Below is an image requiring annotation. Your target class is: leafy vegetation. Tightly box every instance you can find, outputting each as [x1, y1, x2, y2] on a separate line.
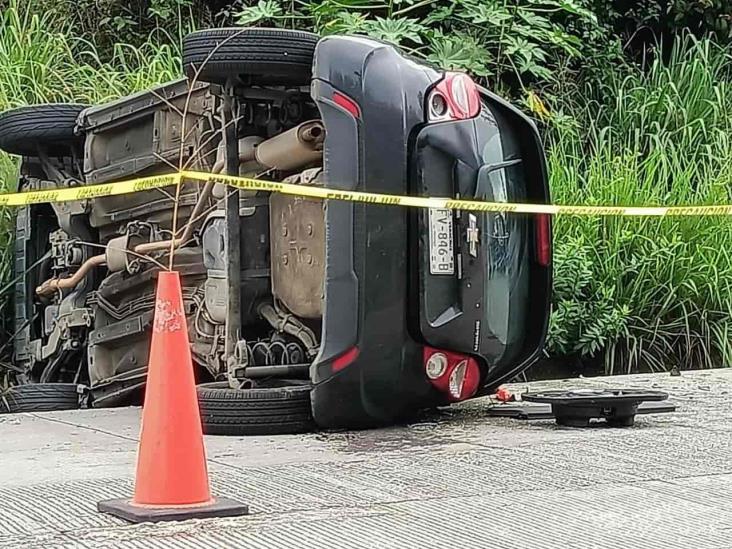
[235, 0, 605, 87]
[547, 35, 732, 373]
[0, 0, 730, 374]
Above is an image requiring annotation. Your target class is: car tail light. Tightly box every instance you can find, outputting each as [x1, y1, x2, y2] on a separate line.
[535, 214, 552, 266]
[448, 360, 469, 399]
[423, 347, 481, 401]
[332, 91, 361, 119]
[425, 352, 448, 379]
[332, 346, 359, 373]
[428, 72, 481, 122]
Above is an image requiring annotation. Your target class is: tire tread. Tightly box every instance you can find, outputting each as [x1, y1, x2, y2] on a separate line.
[197, 382, 314, 436]
[0, 383, 81, 413]
[182, 28, 318, 85]
[0, 104, 87, 156]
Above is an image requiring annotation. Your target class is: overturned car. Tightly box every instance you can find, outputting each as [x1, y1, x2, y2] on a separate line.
[0, 28, 552, 433]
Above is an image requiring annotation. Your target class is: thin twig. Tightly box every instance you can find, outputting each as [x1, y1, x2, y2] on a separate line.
[148, 88, 186, 118]
[169, 28, 251, 270]
[181, 114, 242, 172]
[173, 188, 239, 237]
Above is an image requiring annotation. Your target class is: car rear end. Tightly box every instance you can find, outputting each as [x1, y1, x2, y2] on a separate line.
[309, 36, 552, 428]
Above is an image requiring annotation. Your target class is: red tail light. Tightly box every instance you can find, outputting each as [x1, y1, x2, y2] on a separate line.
[535, 214, 552, 266]
[332, 346, 359, 373]
[332, 91, 361, 119]
[428, 72, 481, 122]
[423, 347, 481, 402]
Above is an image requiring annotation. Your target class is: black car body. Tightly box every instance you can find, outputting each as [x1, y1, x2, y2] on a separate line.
[309, 36, 552, 427]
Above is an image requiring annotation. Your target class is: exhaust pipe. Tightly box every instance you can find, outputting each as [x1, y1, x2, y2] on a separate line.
[255, 120, 325, 172]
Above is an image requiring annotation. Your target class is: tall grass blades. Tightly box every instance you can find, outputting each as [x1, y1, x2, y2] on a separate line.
[0, 0, 182, 337]
[548, 35, 732, 374]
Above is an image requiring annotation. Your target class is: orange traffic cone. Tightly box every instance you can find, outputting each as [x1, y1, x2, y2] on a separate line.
[98, 271, 248, 522]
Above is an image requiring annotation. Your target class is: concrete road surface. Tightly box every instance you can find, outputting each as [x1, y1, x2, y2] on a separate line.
[2, 369, 732, 548]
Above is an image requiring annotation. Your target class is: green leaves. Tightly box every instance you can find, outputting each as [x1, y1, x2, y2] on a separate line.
[360, 16, 426, 45]
[462, 2, 512, 25]
[148, 0, 193, 20]
[427, 30, 493, 75]
[230, 0, 605, 92]
[547, 36, 732, 374]
[235, 0, 284, 26]
[504, 36, 552, 79]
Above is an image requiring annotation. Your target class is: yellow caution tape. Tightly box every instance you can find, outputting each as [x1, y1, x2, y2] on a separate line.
[0, 169, 731, 217]
[182, 171, 732, 217]
[0, 174, 181, 206]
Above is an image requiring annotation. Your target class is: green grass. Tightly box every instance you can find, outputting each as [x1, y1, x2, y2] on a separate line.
[0, 1, 181, 336]
[0, 1, 182, 189]
[547, 35, 732, 374]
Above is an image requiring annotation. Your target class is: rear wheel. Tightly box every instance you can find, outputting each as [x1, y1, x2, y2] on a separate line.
[0, 104, 86, 156]
[0, 383, 81, 413]
[197, 379, 314, 435]
[182, 28, 318, 86]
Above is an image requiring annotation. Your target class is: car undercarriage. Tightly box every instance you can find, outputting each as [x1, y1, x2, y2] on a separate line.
[11, 34, 327, 421]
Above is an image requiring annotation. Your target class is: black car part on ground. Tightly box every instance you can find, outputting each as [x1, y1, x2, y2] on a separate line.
[487, 399, 677, 420]
[522, 388, 670, 427]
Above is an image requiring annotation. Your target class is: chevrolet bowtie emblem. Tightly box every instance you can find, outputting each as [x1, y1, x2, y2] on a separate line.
[467, 214, 479, 257]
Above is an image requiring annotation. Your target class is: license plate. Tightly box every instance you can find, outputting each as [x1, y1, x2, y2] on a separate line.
[428, 208, 454, 275]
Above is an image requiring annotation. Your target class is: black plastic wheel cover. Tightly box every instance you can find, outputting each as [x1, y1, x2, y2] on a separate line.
[522, 388, 668, 406]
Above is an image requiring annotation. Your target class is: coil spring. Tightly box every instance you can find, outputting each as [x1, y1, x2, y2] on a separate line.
[247, 339, 306, 367]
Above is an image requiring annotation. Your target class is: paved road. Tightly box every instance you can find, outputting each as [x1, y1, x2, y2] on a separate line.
[2, 369, 732, 548]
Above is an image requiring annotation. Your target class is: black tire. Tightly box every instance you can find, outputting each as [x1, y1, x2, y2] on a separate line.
[0, 104, 87, 156]
[197, 380, 314, 435]
[182, 28, 318, 86]
[0, 383, 81, 413]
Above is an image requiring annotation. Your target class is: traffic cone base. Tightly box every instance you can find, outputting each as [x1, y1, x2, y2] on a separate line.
[98, 497, 249, 524]
[98, 271, 248, 523]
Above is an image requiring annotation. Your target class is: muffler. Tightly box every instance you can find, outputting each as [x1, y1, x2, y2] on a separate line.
[255, 120, 325, 171]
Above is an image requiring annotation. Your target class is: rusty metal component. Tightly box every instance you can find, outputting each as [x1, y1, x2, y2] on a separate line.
[269, 192, 325, 319]
[36, 255, 106, 296]
[239, 136, 263, 163]
[255, 120, 324, 171]
[35, 115, 320, 299]
[238, 135, 266, 178]
[37, 148, 221, 297]
[105, 235, 134, 273]
[36, 230, 205, 298]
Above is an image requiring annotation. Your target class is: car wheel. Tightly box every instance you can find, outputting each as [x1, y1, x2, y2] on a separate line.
[0, 383, 82, 413]
[197, 380, 314, 435]
[182, 28, 318, 86]
[0, 104, 87, 156]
